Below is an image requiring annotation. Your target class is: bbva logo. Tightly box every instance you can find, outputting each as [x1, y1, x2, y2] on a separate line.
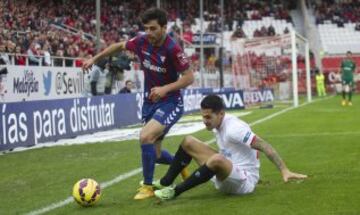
[219, 92, 245, 109]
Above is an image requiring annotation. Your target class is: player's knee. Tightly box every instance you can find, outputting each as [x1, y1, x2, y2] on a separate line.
[139, 131, 157, 144]
[181, 135, 196, 150]
[206, 154, 227, 170]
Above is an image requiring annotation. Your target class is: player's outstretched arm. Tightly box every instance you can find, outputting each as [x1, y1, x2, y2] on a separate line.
[251, 136, 307, 182]
[82, 41, 126, 71]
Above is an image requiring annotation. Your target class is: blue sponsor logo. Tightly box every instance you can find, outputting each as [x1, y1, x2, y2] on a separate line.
[43, 70, 52, 96]
[192, 33, 217, 44]
[13, 69, 39, 96]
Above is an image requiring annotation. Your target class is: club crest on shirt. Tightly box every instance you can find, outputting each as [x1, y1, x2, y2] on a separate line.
[160, 56, 166, 63]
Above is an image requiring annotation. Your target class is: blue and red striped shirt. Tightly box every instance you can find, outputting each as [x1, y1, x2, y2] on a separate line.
[126, 33, 190, 102]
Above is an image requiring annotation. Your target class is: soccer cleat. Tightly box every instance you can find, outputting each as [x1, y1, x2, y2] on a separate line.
[133, 185, 154, 200]
[341, 100, 347, 106]
[348, 102, 353, 106]
[152, 180, 164, 189]
[154, 187, 176, 201]
[180, 167, 190, 180]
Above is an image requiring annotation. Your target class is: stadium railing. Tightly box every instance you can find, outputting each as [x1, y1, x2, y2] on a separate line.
[1, 53, 82, 67]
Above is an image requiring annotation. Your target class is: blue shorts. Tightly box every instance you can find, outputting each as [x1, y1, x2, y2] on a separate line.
[142, 97, 184, 139]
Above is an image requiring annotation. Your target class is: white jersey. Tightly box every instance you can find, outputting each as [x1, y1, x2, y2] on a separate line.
[213, 113, 260, 170]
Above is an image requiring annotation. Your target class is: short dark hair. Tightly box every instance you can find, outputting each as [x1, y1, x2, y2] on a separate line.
[141, 8, 167, 26]
[125, 80, 132, 85]
[347, 51, 352, 55]
[200, 94, 225, 113]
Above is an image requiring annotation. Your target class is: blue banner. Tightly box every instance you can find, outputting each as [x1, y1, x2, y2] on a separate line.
[0, 94, 138, 151]
[0, 88, 273, 151]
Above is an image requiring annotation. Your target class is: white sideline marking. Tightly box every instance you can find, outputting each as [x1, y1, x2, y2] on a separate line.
[4, 122, 206, 154]
[204, 98, 323, 145]
[25, 168, 143, 215]
[265, 131, 360, 138]
[25, 97, 329, 215]
[180, 111, 252, 122]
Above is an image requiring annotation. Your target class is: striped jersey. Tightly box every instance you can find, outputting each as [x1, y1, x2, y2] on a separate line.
[126, 34, 190, 102]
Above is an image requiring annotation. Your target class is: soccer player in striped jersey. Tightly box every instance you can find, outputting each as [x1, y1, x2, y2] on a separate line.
[154, 95, 307, 201]
[82, 8, 194, 200]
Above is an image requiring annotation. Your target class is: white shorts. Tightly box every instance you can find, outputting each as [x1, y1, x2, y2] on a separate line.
[211, 165, 259, 195]
[343, 84, 351, 93]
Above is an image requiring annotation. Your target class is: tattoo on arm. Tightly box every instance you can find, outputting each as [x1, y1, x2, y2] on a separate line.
[251, 137, 287, 171]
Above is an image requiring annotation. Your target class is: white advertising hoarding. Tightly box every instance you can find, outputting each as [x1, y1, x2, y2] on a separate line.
[0, 65, 85, 102]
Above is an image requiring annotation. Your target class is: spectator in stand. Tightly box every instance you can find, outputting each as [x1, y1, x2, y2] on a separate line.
[42, 43, 51, 66]
[182, 25, 193, 44]
[0, 43, 10, 65]
[14, 46, 26, 65]
[268, 25, 276, 36]
[260, 26, 268, 37]
[253, 28, 261, 37]
[169, 24, 182, 46]
[119, 80, 133, 94]
[314, 1, 360, 26]
[53, 49, 64, 67]
[27, 43, 41, 65]
[75, 51, 86, 67]
[207, 54, 217, 73]
[0, 43, 9, 75]
[1, 0, 298, 68]
[65, 48, 75, 67]
[355, 23, 360, 31]
[232, 27, 245, 39]
[225, 14, 234, 31]
[284, 27, 290, 34]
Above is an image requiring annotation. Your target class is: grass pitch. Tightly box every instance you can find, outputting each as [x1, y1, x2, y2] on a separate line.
[0, 96, 359, 215]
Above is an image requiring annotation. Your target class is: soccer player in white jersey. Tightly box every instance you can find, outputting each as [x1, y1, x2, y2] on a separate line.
[154, 94, 307, 200]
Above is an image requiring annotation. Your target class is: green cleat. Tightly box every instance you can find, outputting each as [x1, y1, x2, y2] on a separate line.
[154, 187, 176, 201]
